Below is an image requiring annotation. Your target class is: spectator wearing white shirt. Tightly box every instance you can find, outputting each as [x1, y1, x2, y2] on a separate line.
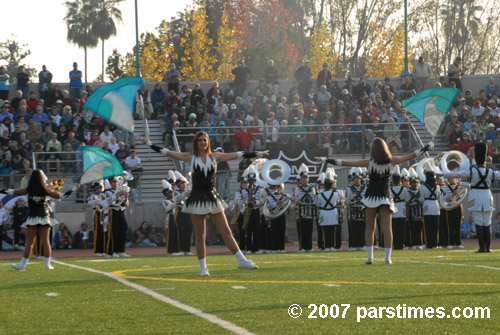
[125, 150, 143, 173]
[471, 100, 485, 118]
[100, 125, 114, 143]
[109, 137, 119, 155]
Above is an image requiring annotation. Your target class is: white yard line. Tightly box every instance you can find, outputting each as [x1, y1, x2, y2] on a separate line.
[53, 260, 256, 335]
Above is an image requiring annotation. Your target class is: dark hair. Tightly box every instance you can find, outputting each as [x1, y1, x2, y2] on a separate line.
[370, 137, 392, 164]
[425, 171, 436, 188]
[26, 170, 50, 196]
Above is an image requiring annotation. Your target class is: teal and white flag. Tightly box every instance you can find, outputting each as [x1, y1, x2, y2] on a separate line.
[84, 77, 145, 133]
[403, 87, 459, 137]
[78, 146, 124, 185]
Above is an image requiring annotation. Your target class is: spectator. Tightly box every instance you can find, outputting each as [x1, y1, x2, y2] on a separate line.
[232, 60, 252, 97]
[9, 154, 25, 187]
[412, 56, 432, 92]
[61, 143, 77, 173]
[74, 223, 93, 249]
[38, 65, 52, 100]
[11, 90, 24, 111]
[485, 77, 500, 99]
[18, 132, 33, 155]
[151, 83, 166, 119]
[485, 123, 497, 142]
[135, 85, 153, 119]
[27, 118, 42, 144]
[124, 150, 143, 173]
[477, 117, 489, 134]
[264, 59, 280, 96]
[398, 75, 416, 100]
[0, 117, 14, 135]
[64, 131, 80, 151]
[115, 141, 130, 167]
[69, 62, 83, 102]
[163, 64, 181, 94]
[134, 221, 157, 247]
[0, 66, 9, 101]
[448, 124, 463, 150]
[113, 127, 131, 149]
[61, 105, 73, 126]
[294, 59, 312, 101]
[107, 137, 119, 155]
[492, 213, 500, 238]
[55, 224, 73, 249]
[447, 56, 465, 91]
[457, 132, 474, 154]
[46, 132, 62, 173]
[444, 113, 464, 140]
[33, 105, 48, 128]
[353, 77, 372, 100]
[0, 103, 14, 123]
[213, 147, 230, 200]
[383, 117, 402, 153]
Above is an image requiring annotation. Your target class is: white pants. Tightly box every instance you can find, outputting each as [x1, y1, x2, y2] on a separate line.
[472, 211, 492, 227]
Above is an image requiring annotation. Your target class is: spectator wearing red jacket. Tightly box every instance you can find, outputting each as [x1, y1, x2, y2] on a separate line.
[457, 132, 474, 154]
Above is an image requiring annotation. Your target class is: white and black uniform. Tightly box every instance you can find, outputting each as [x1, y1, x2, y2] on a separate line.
[346, 184, 366, 248]
[441, 184, 462, 247]
[183, 155, 228, 215]
[294, 184, 317, 251]
[316, 188, 343, 249]
[229, 189, 246, 250]
[88, 192, 105, 254]
[174, 187, 193, 253]
[163, 196, 179, 254]
[362, 161, 396, 212]
[241, 185, 265, 252]
[391, 185, 408, 249]
[405, 187, 423, 247]
[265, 191, 287, 251]
[419, 184, 441, 248]
[104, 188, 129, 255]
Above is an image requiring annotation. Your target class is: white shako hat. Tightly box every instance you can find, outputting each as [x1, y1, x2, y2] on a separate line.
[317, 172, 326, 184]
[167, 170, 176, 184]
[298, 163, 309, 178]
[392, 165, 401, 175]
[401, 168, 409, 180]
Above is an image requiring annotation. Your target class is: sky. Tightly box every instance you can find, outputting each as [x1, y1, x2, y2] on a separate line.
[0, 0, 193, 83]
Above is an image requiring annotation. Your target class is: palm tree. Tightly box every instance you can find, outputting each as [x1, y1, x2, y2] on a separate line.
[91, 0, 124, 82]
[64, 0, 99, 83]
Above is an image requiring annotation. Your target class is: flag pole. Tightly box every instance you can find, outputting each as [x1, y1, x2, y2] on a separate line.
[134, 0, 141, 77]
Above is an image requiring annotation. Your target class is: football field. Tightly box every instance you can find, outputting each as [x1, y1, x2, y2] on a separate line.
[1, 249, 499, 334]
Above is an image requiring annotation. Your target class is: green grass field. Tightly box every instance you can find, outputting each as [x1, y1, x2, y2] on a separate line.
[1, 249, 499, 335]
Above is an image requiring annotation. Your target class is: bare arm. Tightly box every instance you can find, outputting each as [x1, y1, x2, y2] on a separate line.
[314, 156, 369, 168]
[392, 152, 417, 165]
[214, 150, 269, 163]
[13, 188, 27, 196]
[140, 137, 192, 163]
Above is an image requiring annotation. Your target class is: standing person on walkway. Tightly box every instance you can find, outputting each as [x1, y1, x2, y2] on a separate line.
[317, 138, 431, 264]
[141, 132, 266, 276]
[2, 170, 77, 270]
[164, 64, 182, 95]
[69, 62, 83, 102]
[412, 56, 432, 92]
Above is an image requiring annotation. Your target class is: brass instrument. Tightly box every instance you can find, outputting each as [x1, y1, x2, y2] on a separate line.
[439, 151, 469, 210]
[263, 190, 292, 219]
[112, 171, 134, 207]
[50, 179, 64, 191]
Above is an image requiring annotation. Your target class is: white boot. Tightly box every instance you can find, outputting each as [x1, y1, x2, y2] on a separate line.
[45, 257, 54, 270]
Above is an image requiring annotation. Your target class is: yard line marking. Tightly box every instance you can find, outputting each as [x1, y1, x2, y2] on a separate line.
[46, 292, 59, 296]
[53, 260, 255, 335]
[113, 288, 175, 292]
[401, 259, 500, 271]
[231, 286, 247, 290]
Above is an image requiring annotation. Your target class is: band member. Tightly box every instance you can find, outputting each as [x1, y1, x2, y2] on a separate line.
[346, 168, 366, 250]
[442, 178, 464, 248]
[2, 170, 77, 271]
[260, 184, 272, 254]
[229, 178, 249, 250]
[419, 165, 441, 249]
[88, 181, 106, 256]
[437, 176, 449, 248]
[174, 173, 194, 256]
[141, 132, 262, 276]
[264, 184, 288, 253]
[162, 179, 180, 255]
[405, 169, 424, 249]
[317, 168, 344, 251]
[317, 137, 432, 264]
[294, 164, 317, 252]
[391, 166, 408, 250]
[104, 176, 130, 257]
[443, 142, 500, 253]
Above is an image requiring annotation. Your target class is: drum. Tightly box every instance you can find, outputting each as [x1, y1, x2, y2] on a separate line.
[348, 204, 365, 221]
[409, 204, 422, 220]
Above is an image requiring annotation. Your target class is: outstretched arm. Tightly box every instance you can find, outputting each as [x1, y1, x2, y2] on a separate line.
[140, 137, 192, 163]
[0, 188, 27, 196]
[314, 157, 370, 168]
[393, 142, 434, 165]
[214, 150, 269, 163]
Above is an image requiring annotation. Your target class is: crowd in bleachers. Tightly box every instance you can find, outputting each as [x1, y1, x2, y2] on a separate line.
[0, 64, 141, 190]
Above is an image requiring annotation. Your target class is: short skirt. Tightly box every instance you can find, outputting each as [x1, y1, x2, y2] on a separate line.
[21, 216, 58, 228]
[182, 188, 228, 215]
[362, 196, 397, 213]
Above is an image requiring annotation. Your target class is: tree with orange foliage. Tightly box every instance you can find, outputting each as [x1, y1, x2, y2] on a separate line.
[365, 23, 410, 78]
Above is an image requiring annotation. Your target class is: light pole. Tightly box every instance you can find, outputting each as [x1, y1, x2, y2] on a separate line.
[135, 0, 141, 77]
[401, 0, 411, 77]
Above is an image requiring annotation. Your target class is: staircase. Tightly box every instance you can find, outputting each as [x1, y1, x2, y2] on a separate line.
[407, 114, 449, 156]
[133, 119, 175, 202]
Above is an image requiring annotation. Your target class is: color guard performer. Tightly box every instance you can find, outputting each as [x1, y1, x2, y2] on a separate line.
[405, 169, 424, 249]
[391, 166, 408, 250]
[346, 168, 366, 250]
[419, 165, 441, 249]
[443, 142, 500, 253]
[294, 164, 317, 252]
[88, 181, 106, 256]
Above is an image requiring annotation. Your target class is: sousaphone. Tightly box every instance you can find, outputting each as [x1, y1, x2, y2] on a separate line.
[439, 151, 469, 210]
[261, 160, 292, 218]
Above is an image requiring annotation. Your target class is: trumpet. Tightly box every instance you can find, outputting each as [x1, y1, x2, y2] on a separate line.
[50, 179, 64, 191]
